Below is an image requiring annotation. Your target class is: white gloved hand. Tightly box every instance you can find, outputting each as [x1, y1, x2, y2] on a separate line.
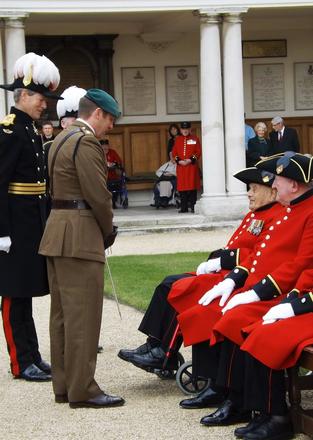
[0, 236, 12, 253]
[222, 289, 260, 314]
[199, 278, 235, 307]
[196, 258, 221, 275]
[262, 303, 295, 324]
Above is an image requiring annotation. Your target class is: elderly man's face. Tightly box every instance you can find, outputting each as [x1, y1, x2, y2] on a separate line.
[180, 128, 191, 136]
[272, 175, 295, 205]
[272, 121, 284, 132]
[247, 183, 277, 211]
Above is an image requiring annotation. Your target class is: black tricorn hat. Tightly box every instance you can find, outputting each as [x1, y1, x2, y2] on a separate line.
[234, 167, 275, 187]
[0, 53, 63, 100]
[180, 121, 191, 129]
[256, 151, 313, 183]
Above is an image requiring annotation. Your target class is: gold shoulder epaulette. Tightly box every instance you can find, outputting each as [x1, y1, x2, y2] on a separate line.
[1, 113, 16, 127]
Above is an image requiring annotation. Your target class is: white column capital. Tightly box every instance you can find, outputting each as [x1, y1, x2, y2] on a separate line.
[222, 10, 247, 24]
[193, 10, 222, 25]
[2, 12, 29, 28]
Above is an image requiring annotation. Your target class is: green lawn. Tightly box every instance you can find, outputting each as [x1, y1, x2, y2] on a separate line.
[104, 252, 208, 311]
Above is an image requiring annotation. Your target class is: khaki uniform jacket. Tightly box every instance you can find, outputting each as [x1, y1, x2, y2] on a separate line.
[39, 120, 113, 263]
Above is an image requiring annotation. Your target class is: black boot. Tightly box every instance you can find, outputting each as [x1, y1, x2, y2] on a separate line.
[243, 415, 294, 440]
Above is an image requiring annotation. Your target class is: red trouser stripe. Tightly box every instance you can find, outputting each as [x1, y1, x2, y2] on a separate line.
[2, 298, 20, 376]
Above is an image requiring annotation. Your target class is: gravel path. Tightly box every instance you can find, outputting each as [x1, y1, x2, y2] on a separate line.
[0, 231, 310, 440]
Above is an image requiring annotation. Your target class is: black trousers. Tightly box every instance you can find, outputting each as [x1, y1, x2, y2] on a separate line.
[1, 297, 42, 375]
[138, 273, 194, 350]
[180, 190, 197, 212]
[216, 339, 287, 415]
[192, 341, 221, 383]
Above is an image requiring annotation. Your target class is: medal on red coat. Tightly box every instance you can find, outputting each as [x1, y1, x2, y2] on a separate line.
[247, 219, 264, 235]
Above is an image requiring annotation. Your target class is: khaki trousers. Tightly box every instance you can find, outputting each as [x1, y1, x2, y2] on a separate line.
[47, 257, 104, 402]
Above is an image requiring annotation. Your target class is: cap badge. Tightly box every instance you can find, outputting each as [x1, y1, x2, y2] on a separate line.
[276, 164, 284, 174]
[23, 65, 33, 87]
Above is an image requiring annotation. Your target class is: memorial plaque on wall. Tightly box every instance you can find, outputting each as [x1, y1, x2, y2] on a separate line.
[121, 67, 156, 116]
[294, 62, 313, 110]
[252, 64, 285, 112]
[165, 66, 200, 114]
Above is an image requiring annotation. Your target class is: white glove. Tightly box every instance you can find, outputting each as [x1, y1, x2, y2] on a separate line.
[199, 278, 235, 307]
[262, 303, 295, 325]
[0, 236, 11, 253]
[196, 258, 221, 275]
[222, 289, 260, 314]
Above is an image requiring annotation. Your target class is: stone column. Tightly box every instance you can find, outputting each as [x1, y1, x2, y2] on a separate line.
[194, 11, 231, 220]
[222, 10, 248, 201]
[4, 14, 28, 111]
[0, 20, 6, 119]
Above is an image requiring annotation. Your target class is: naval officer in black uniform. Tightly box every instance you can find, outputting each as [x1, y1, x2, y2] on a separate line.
[0, 52, 62, 381]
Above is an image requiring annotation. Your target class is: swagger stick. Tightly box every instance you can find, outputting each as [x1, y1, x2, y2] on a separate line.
[105, 252, 122, 320]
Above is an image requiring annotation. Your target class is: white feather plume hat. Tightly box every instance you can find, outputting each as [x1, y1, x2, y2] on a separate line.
[56, 86, 87, 120]
[0, 52, 63, 100]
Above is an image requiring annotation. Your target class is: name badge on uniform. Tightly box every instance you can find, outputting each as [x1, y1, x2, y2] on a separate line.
[187, 139, 196, 144]
[247, 219, 264, 236]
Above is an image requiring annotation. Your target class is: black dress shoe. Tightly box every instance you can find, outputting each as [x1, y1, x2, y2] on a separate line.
[55, 394, 69, 403]
[118, 341, 157, 362]
[35, 359, 51, 374]
[69, 392, 125, 409]
[178, 209, 188, 213]
[200, 400, 251, 426]
[180, 386, 226, 409]
[131, 346, 178, 371]
[234, 414, 269, 438]
[243, 415, 294, 440]
[16, 364, 52, 382]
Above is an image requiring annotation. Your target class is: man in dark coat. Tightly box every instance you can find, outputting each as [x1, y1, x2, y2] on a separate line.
[0, 52, 62, 381]
[268, 116, 300, 154]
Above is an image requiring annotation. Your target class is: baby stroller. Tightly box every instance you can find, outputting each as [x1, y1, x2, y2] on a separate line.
[107, 164, 129, 209]
[152, 161, 180, 209]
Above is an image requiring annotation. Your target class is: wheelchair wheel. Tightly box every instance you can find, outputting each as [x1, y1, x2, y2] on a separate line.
[154, 352, 185, 380]
[176, 360, 210, 395]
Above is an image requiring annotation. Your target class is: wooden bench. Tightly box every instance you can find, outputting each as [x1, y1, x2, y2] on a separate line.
[288, 346, 313, 437]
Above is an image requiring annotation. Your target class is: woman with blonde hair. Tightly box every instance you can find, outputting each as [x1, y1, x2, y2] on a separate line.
[246, 121, 271, 167]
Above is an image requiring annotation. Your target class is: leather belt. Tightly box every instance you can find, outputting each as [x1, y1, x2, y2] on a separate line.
[51, 199, 91, 210]
[8, 181, 46, 195]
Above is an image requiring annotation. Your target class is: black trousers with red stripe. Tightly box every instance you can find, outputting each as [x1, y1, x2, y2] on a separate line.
[138, 273, 194, 350]
[1, 297, 42, 376]
[216, 339, 288, 415]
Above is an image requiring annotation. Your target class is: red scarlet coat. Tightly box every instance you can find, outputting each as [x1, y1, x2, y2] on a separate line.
[172, 134, 201, 191]
[106, 148, 123, 181]
[209, 191, 313, 348]
[177, 191, 313, 347]
[240, 269, 313, 370]
[168, 203, 282, 314]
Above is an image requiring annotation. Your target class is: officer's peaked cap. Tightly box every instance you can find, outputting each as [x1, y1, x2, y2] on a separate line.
[256, 152, 313, 184]
[85, 88, 121, 118]
[234, 167, 275, 187]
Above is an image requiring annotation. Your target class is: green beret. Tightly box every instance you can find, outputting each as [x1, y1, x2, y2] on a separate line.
[85, 88, 121, 118]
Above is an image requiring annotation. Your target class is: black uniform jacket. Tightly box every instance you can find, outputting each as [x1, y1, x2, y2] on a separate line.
[0, 107, 49, 297]
[268, 126, 300, 155]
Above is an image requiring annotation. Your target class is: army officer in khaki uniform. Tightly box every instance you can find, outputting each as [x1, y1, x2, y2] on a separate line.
[39, 89, 125, 408]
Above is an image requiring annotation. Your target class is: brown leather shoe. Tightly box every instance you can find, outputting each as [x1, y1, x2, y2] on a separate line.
[55, 394, 69, 403]
[69, 392, 125, 409]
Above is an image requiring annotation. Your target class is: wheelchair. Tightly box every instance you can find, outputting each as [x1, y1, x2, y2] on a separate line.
[152, 324, 210, 395]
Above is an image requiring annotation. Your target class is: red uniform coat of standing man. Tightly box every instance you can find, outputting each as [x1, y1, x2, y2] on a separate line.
[172, 121, 201, 213]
